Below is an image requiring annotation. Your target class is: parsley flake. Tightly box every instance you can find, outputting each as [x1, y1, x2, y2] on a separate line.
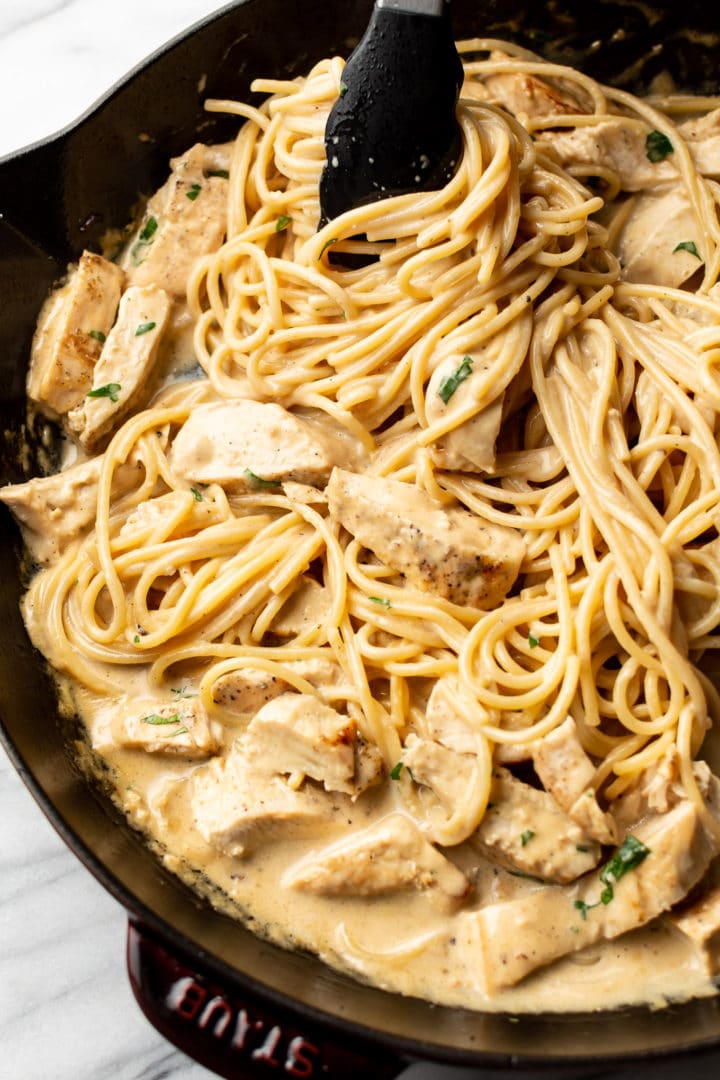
[276, 215, 291, 232]
[208, 169, 230, 179]
[390, 761, 404, 780]
[574, 899, 599, 921]
[162, 726, 189, 738]
[186, 183, 202, 201]
[87, 382, 121, 403]
[528, 632, 540, 648]
[339, 81, 348, 97]
[369, 596, 392, 608]
[243, 468, 281, 490]
[135, 321, 156, 337]
[598, 834, 650, 904]
[645, 130, 674, 163]
[438, 356, 473, 404]
[520, 829, 535, 846]
[141, 713, 182, 726]
[131, 215, 158, 265]
[319, 236, 338, 259]
[190, 486, 203, 502]
[133, 635, 141, 644]
[673, 240, 701, 260]
[88, 329, 106, 343]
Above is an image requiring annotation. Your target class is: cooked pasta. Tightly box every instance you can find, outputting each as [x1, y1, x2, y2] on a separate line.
[5, 38, 720, 1012]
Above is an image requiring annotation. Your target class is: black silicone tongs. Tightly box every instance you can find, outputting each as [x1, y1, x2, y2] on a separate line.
[319, 0, 464, 224]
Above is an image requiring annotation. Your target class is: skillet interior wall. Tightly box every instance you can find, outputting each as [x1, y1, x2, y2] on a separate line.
[3, 0, 720, 1063]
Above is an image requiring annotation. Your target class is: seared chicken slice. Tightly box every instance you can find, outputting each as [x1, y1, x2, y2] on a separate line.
[244, 693, 382, 797]
[326, 469, 524, 609]
[67, 284, 171, 451]
[425, 353, 505, 474]
[270, 576, 332, 639]
[27, 251, 125, 416]
[120, 143, 228, 298]
[424, 676, 482, 755]
[470, 766, 601, 884]
[615, 188, 704, 288]
[169, 400, 361, 491]
[464, 798, 720, 991]
[0, 451, 146, 565]
[211, 657, 342, 715]
[192, 747, 338, 857]
[539, 118, 677, 192]
[109, 698, 222, 758]
[532, 717, 617, 845]
[283, 813, 470, 910]
[670, 879, 720, 977]
[480, 67, 584, 124]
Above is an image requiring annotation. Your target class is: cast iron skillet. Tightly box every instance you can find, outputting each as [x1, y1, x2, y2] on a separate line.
[3, 1, 720, 1076]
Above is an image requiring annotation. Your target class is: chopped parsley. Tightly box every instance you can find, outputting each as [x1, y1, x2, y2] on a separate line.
[88, 329, 106, 343]
[243, 468, 281, 490]
[190, 486, 204, 502]
[645, 130, 674, 163]
[275, 215, 291, 232]
[339, 81, 348, 97]
[390, 761, 404, 780]
[520, 830, 535, 847]
[141, 713, 182, 726]
[162, 726, 189, 738]
[186, 183, 202, 201]
[574, 835, 650, 918]
[369, 596, 392, 608]
[528, 632, 540, 648]
[574, 899, 599, 921]
[508, 869, 545, 883]
[576, 844, 591, 853]
[171, 686, 197, 699]
[319, 236, 338, 259]
[87, 382, 121, 403]
[208, 169, 230, 179]
[437, 356, 473, 404]
[133, 635, 141, 644]
[135, 321, 157, 336]
[673, 240, 701, 260]
[598, 834, 650, 904]
[131, 215, 158, 265]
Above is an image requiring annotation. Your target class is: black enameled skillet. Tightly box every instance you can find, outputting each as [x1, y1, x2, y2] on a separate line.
[3, 2, 720, 1076]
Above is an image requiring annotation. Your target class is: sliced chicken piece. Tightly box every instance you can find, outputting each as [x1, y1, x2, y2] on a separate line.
[282, 480, 329, 505]
[612, 752, 711, 833]
[532, 717, 617, 845]
[463, 798, 719, 991]
[211, 656, 341, 715]
[67, 284, 172, 451]
[120, 143, 228, 298]
[271, 576, 332, 638]
[425, 354, 505, 474]
[192, 749, 337, 858]
[326, 468, 525, 609]
[670, 879, 720, 977]
[402, 734, 475, 812]
[111, 698, 222, 758]
[539, 118, 677, 192]
[425, 676, 481, 755]
[169, 400, 360, 491]
[615, 188, 704, 288]
[679, 108, 720, 178]
[469, 766, 601, 884]
[480, 68, 584, 124]
[116, 486, 228, 544]
[244, 692, 382, 797]
[283, 813, 470, 910]
[27, 251, 125, 416]
[0, 451, 144, 565]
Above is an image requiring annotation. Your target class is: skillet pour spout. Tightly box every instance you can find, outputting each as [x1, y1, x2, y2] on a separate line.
[4, 1, 720, 1077]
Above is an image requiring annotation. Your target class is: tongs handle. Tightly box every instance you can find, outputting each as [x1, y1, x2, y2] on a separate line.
[319, 0, 463, 224]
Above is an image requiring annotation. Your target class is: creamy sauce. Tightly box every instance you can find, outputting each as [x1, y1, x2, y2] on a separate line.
[7, 50, 720, 1019]
[48, 664, 713, 1015]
